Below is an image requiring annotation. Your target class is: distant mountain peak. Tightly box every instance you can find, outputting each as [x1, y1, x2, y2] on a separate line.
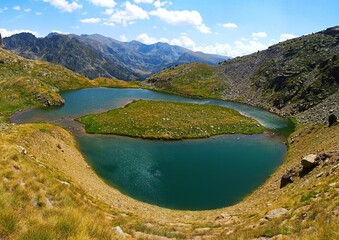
[4, 32, 229, 81]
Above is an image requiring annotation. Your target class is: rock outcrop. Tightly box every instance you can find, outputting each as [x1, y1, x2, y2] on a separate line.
[280, 151, 334, 188]
[301, 154, 318, 169]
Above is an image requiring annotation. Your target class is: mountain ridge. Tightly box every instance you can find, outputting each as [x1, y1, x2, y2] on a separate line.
[3, 32, 228, 81]
[145, 26, 339, 124]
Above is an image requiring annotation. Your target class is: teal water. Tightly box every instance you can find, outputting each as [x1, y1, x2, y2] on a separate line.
[12, 88, 293, 210]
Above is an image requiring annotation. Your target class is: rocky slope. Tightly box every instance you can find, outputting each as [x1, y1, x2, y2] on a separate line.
[145, 26, 339, 124]
[3, 33, 228, 81]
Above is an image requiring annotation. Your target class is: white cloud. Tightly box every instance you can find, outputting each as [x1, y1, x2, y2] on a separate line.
[280, 33, 297, 41]
[36, 12, 43, 15]
[13, 6, 21, 11]
[153, 0, 171, 8]
[195, 38, 267, 58]
[103, 8, 114, 15]
[0, 28, 40, 38]
[150, 8, 210, 33]
[88, 0, 116, 8]
[119, 34, 128, 42]
[252, 31, 267, 38]
[220, 23, 237, 29]
[0, 7, 8, 13]
[136, 33, 158, 44]
[106, 1, 149, 26]
[80, 18, 101, 24]
[42, 0, 82, 13]
[133, 31, 270, 57]
[135, 33, 195, 49]
[51, 30, 69, 34]
[170, 36, 196, 49]
[134, 0, 154, 3]
[197, 24, 211, 34]
[24, 8, 32, 12]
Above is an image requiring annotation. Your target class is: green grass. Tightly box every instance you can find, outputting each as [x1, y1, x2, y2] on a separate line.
[144, 62, 227, 99]
[76, 100, 265, 139]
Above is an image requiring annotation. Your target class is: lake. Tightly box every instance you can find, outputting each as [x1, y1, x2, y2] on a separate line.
[12, 88, 293, 210]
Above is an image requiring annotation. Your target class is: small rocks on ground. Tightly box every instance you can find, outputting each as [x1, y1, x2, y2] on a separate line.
[16, 145, 27, 155]
[265, 208, 289, 220]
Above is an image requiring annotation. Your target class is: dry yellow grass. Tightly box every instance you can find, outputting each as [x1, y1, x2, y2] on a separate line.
[0, 122, 338, 239]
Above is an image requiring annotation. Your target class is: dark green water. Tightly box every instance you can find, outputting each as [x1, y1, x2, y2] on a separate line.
[12, 88, 293, 210]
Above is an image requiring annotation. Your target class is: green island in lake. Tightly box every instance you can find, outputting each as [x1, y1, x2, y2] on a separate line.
[76, 100, 265, 139]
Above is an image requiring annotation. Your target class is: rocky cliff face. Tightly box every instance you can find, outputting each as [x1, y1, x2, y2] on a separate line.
[217, 26, 339, 124]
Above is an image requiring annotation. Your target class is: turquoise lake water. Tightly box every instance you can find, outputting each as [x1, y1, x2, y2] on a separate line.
[12, 88, 293, 210]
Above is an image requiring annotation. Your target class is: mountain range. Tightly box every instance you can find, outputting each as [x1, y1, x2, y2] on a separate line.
[3, 32, 228, 81]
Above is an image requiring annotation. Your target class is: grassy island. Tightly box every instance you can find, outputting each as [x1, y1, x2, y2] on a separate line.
[76, 100, 265, 139]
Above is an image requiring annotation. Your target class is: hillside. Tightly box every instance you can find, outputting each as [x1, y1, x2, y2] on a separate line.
[4, 33, 228, 81]
[145, 62, 227, 98]
[0, 48, 139, 123]
[0, 32, 338, 239]
[1, 121, 338, 239]
[145, 26, 339, 124]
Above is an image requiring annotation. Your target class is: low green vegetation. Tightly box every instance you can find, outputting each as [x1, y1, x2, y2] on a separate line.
[76, 100, 265, 139]
[143, 62, 227, 99]
[90, 77, 141, 88]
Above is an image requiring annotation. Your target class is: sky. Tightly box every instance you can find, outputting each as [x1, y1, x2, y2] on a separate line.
[0, 0, 338, 57]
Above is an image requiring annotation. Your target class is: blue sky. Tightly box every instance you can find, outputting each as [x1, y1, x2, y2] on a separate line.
[0, 0, 338, 57]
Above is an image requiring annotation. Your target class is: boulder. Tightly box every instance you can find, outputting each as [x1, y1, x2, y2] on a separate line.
[280, 173, 293, 188]
[265, 208, 288, 220]
[301, 154, 317, 169]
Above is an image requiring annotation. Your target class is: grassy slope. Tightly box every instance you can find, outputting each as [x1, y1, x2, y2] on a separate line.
[0, 124, 122, 239]
[0, 123, 337, 239]
[0, 47, 338, 239]
[143, 62, 227, 99]
[76, 100, 265, 139]
[0, 48, 139, 123]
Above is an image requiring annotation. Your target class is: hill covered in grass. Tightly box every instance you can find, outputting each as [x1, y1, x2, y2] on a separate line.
[0, 48, 139, 122]
[144, 62, 227, 98]
[144, 26, 339, 124]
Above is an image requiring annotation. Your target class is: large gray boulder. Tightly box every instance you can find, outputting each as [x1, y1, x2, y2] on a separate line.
[301, 154, 317, 169]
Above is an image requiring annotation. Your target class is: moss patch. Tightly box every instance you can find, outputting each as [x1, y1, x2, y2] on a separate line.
[76, 100, 265, 139]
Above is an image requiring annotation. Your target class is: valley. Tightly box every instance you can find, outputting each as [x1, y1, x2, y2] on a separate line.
[0, 25, 338, 239]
